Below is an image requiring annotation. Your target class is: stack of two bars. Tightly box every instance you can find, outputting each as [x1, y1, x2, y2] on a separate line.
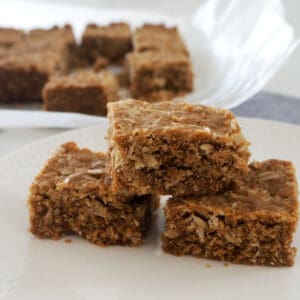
[107, 99, 298, 266]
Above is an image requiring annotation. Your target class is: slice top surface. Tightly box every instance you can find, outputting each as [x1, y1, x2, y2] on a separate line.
[107, 99, 247, 142]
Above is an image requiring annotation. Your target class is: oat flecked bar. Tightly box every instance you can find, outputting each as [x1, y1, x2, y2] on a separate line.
[43, 70, 119, 116]
[0, 27, 25, 48]
[162, 160, 299, 266]
[125, 51, 193, 101]
[132, 24, 189, 55]
[107, 99, 250, 196]
[82, 23, 132, 63]
[0, 25, 75, 101]
[28, 142, 158, 247]
[0, 51, 66, 101]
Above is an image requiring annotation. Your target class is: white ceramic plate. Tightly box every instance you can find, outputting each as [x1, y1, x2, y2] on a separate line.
[0, 117, 299, 300]
[0, 0, 298, 108]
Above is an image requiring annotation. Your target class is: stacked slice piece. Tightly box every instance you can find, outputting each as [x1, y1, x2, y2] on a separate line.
[107, 99, 298, 266]
[107, 99, 250, 196]
[28, 142, 158, 247]
[162, 160, 298, 266]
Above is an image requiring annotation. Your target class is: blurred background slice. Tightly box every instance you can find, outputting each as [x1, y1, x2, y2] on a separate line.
[8, 0, 297, 99]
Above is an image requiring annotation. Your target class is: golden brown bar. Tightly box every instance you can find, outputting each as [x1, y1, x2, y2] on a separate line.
[28, 142, 158, 247]
[132, 24, 188, 55]
[107, 99, 250, 196]
[162, 160, 298, 266]
[0, 50, 67, 101]
[0, 25, 75, 102]
[43, 70, 119, 116]
[82, 22, 132, 63]
[0, 27, 25, 48]
[125, 51, 193, 101]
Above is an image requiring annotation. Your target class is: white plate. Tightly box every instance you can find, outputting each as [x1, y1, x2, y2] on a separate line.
[0, 117, 299, 300]
[0, 0, 298, 109]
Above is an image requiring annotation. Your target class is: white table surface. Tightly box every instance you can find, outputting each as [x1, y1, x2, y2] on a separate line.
[0, 0, 299, 157]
